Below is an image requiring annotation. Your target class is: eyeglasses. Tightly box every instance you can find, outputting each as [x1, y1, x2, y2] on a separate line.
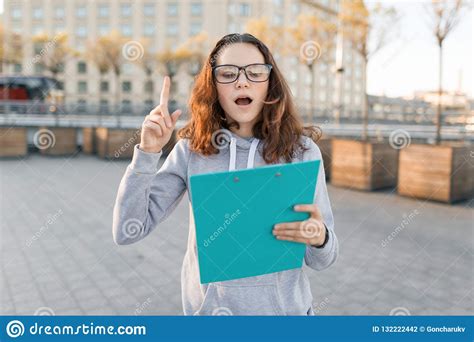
[212, 63, 273, 84]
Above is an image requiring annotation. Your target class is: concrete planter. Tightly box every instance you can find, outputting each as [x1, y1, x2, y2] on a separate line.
[398, 144, 473, 203]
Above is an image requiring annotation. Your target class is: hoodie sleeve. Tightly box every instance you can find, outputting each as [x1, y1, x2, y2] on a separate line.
[112, 139, 189, 245]
[302, 137, 339, 271]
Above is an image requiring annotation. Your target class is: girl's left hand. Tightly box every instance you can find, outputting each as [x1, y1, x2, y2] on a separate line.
[272, 204, 326, 247]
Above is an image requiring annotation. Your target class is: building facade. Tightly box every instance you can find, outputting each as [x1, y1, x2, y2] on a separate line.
[2, 0, 366, 121]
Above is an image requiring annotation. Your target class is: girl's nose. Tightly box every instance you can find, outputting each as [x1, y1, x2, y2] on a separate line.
[235, 70, 249, 88]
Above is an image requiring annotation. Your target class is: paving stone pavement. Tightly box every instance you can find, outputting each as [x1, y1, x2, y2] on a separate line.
[1, 152, 472, 316]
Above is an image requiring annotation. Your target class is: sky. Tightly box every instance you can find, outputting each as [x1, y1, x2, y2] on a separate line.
[366, 0, 473, 98]
[0, 0, 472, 98]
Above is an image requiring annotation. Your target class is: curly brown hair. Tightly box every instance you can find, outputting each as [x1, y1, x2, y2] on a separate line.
[178, 33, 320, 164]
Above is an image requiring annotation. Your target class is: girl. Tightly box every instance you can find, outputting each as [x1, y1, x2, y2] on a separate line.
[113, 33, 338, 316]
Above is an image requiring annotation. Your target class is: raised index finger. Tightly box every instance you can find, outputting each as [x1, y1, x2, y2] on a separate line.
[160, 76, 170, 107]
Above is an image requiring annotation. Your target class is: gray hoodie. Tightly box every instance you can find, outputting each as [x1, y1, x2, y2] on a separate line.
[112, 128, 338, 316]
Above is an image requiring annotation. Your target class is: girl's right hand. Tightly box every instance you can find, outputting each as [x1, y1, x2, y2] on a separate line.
[139, 76, 182, 153]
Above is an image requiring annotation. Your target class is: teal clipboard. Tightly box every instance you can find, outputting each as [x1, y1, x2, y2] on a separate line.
[189, 160, 320, 284]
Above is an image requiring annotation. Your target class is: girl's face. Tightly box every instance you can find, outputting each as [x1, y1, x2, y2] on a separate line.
[215, 43, 269, 131]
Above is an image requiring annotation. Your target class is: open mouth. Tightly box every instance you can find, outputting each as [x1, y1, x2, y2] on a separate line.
[234, 97, 253, 106]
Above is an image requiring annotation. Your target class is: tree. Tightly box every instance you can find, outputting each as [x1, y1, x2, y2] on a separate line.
[245, 17, 286, 54]
[32, 33, 76, 78]
[129, 39, 156, 108]
[287, 13, 337, 122]
[0, 24, 23, 73]
[342, 0, 398, 141]
[88, 31, 126, 109]
[424, 0, 469, 144]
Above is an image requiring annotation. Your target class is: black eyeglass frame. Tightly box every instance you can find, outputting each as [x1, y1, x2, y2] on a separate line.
[212, 63, 273, 84]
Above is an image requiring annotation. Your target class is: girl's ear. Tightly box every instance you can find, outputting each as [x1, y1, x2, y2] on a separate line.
[302, 125, 322, 144]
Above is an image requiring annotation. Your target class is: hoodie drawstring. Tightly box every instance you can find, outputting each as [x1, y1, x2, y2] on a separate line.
[228, 137, 260, 171]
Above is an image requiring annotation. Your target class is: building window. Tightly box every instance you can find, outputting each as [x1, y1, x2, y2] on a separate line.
[122, 81, 132, 93]
[228, 3, 236, 15]
[344, 94, 351, 104]
[11, 7, 22, 19]
[143, 3, 154, 16]
[54, 7, 65, 19]
[32, 25, 44, 35]
[78, 81, 88, 94]
[121, 63, 133, 74]
[32, 7, 43, 19]
[54, 24, 66, 33]
[14, 63, 22, 73]
[272, 14, 283, 26]
[98, 4, 109, 17]
[34, 63, 44, 74]
[320, 75, 327, 86]
[292, 2, 300, 15]
[189, 22, 202, 36]
[144, 81, 153, 93]
[98, 24, 109, 36]
[121, 3, 132, 17]
[120, 24, 132, 37]
[240, 3, 250, 16]
[167, 3, 178, 16]
[167, 23, 178, 37]
[76, 6, 87, 18]
[144, 23, 155, 36]
[100, 81, 109, 92]
[76, 26, 87, 38]
[319, 91, 326, 101]
[190, 2, 202, 16]
[12, 22, 21, 33]
[77, 62, 87, 74]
